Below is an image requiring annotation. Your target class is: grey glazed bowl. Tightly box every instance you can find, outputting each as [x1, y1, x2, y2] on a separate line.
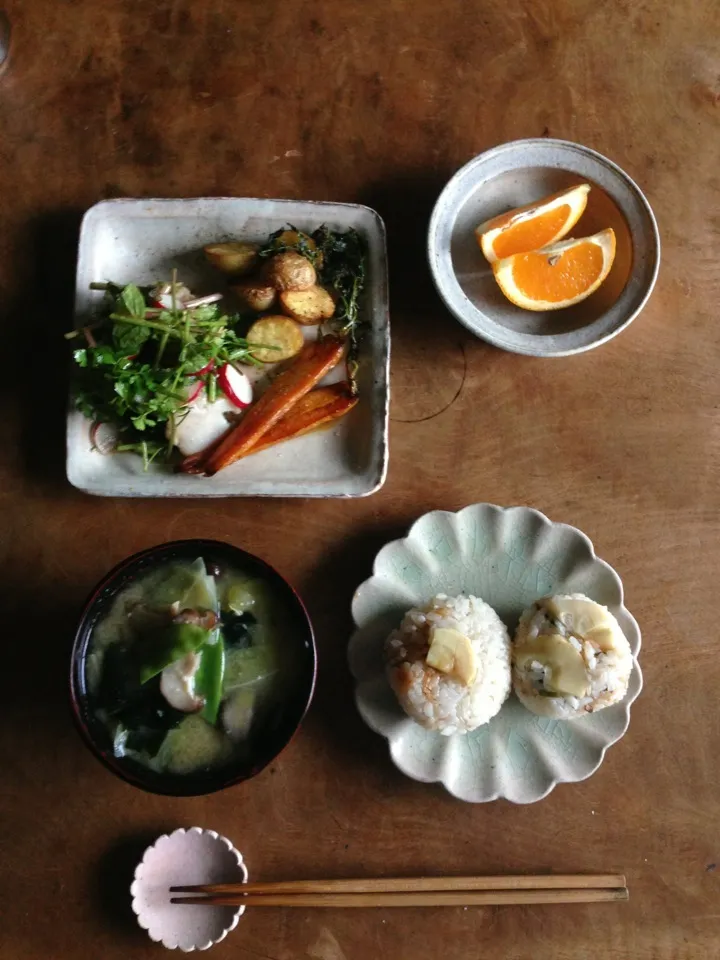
[428, 139, 660, 357]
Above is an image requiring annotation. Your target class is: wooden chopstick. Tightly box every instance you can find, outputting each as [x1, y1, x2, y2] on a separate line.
[169, 875, 628, 908]
[170, 874, 625, 896]
[170, 888, 629, 908]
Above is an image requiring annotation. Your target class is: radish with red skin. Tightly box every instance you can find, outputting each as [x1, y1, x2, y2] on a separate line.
[153, 294, 179, 310]
[185, 359, 215, 377]
[90, 421, 118, 455]
[167, 392, 238, 456]
[150, 288, 222, 311]
[149, 283, 193, 311]
[218, 364, 253, 409]
[184, 381, 203, 405]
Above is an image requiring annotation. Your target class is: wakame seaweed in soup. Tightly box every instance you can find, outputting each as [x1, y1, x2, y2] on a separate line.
[85, 557, 296, 776]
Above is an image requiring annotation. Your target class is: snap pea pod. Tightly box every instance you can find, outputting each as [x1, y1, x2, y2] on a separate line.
[196, 630, 225, 726]
[139, 622, 210, 684]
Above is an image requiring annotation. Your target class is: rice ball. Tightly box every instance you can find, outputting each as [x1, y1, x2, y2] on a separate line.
[512, 593, 633, 719]
[384, 594, 511, 736]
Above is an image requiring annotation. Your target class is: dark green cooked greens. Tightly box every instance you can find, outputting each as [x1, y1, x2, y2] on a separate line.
[85, 558, 293, 777]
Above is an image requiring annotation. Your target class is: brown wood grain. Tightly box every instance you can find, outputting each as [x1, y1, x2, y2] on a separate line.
[0, 0, 719, 958]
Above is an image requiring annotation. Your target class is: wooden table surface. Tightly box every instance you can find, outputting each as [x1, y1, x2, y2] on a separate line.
[1, 1, 718, 957]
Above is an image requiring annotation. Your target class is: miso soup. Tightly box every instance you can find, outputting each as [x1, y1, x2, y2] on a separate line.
[85, 557, 299, 777]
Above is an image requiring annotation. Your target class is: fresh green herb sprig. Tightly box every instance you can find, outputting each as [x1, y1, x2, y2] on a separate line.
[313, 226, 367, 393]
[257, 225, 321, 265]
[312, 226, 366, 336]
[67, 279, 258, 464]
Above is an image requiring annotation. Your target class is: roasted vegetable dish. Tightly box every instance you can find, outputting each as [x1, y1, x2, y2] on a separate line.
[67, 226, 367, 474]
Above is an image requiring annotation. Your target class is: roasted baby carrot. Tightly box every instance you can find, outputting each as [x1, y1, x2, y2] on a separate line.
[183, 336, 345, 476]
[245, 383, 358, 456]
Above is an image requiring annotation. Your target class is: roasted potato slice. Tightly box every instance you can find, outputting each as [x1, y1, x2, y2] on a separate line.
[204, 242, 259, 276]
[279, 285, 336, 325]
[273, 229, 324, 269]
[247, 315, 304, 363]
[277, 229, 316, 251]
[261, 251, 316, 291]
[230, 279, 277, 313]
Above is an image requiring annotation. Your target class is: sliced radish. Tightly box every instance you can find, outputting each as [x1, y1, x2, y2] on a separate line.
[185, 359, 215, 377]
[184, 380, 203, 405]
[90, 421, 118, 455]
[218, 364, 253, 408]
[184, 293, 223, 309]
[152, 293, 177, 310]
[151, 282, 171, 299]
[149, 282, 193, 310]
[167, 394, 237, 456]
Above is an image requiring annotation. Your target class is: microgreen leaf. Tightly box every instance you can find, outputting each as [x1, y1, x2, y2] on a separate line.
[121, 283, 147, 319]
[68, 231, 365, 466]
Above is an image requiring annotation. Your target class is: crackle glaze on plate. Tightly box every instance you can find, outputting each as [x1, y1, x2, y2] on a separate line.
[67, 197, 389, 498]
[348, 504, 642, 803]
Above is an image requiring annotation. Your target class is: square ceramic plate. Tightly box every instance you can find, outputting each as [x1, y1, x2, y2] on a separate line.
[67, 198, 389, 497]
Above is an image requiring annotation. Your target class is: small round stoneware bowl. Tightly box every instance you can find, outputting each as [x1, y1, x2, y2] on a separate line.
[131, 827, 247, 951]
[428, 139, 660, 357]
[70, 539, 316, 796]
[348, 504, 642, 804]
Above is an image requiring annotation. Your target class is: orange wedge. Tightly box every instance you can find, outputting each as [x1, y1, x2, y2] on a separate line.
[492, 228, 616, 311]
[476, 184, 591, 263]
